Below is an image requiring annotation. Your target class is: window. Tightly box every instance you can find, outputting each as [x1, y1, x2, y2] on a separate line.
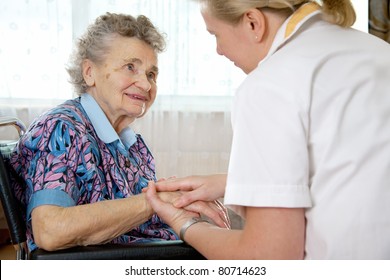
[0, 0, 367, 104]
[0, 0, 72, 100]
[0, 0, 245, 104]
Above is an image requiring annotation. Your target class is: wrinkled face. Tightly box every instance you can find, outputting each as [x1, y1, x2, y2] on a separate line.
[85, 36, 159, 126]
[201, 9, 259, 74]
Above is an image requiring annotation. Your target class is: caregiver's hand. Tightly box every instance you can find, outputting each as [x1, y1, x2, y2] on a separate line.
[148, 181, 230, 229]
[153, 174, 227, 208]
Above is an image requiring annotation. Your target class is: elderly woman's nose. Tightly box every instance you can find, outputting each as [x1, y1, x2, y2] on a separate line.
[135, 74, 152, 92]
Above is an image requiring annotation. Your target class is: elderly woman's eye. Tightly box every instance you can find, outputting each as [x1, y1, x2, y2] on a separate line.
[147, 72, 157, 82]
[126, 63, 135, 71]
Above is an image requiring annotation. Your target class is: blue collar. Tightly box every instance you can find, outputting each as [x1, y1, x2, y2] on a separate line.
[80, 93, 137, 149]
[119, 126, 137, 150]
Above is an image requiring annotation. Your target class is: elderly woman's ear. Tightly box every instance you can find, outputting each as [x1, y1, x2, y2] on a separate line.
[82, 59, 96, 87]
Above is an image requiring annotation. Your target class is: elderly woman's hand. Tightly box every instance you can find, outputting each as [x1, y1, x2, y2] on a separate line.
[148, 182, 230, 233]
[150, 175, 227, 209]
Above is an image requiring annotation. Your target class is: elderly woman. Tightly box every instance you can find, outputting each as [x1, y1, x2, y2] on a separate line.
[9, 12, 228, 252]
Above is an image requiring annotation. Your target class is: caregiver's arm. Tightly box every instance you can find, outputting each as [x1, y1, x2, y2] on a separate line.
[146, 182, 305, 259]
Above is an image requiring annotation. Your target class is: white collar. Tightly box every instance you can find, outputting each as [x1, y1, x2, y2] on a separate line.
[260, 2, 321, 65]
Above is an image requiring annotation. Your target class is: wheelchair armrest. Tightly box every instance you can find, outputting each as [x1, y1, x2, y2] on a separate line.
[30, 240, 205, 260]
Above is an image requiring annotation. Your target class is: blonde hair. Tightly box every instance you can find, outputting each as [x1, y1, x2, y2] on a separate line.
[66, 13, 166, 94]
[197, 0, 356, 27]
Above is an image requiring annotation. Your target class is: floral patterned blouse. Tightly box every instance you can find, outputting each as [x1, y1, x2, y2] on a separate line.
[9, 93, 178, 251]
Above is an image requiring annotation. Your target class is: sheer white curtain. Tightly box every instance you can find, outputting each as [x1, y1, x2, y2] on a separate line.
[0, 0, 245, 100]
[0, 0, 73, 100]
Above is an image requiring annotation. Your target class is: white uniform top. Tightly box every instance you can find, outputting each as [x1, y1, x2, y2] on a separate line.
[224, 2, 390, 259]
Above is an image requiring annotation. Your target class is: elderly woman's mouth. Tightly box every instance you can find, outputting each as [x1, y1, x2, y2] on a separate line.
[126, 93, 147, 101]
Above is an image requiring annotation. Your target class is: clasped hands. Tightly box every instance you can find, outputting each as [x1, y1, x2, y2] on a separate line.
[143, 175, 230, 236]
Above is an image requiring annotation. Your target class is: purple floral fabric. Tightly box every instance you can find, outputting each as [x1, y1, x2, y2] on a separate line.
[9, 97, 178, 251]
